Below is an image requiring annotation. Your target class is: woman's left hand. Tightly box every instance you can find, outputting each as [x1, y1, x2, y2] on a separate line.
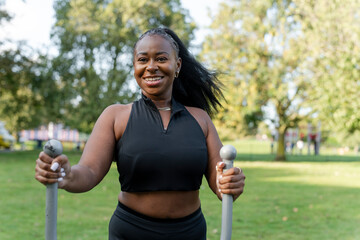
[216, 162, 246, 201]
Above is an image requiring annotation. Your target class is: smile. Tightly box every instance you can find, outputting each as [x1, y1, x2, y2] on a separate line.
[144, 77, 163, 82]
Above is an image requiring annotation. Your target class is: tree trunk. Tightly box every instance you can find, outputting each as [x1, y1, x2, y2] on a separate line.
[275, 127, 287, 161]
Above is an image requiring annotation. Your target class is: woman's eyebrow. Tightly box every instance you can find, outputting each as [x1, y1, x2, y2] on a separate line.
[136, 51, 170, 57]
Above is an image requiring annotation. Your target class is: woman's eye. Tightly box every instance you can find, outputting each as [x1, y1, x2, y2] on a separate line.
[138, 58, 147, 62]
[157, 57, 167, 62]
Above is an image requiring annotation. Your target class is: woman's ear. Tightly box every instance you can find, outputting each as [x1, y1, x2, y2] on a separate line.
[176, 57, 182, 73]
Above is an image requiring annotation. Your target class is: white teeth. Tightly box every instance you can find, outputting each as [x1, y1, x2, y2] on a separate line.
[145, 77, 162, 81]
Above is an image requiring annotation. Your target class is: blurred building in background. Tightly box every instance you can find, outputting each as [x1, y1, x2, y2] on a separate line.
[19, 122, 88, 144]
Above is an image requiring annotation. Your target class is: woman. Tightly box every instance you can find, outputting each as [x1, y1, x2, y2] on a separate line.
[35, 27, 245, 240]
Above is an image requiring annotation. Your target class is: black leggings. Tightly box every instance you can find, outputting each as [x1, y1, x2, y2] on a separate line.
[108, 202, 207, 240]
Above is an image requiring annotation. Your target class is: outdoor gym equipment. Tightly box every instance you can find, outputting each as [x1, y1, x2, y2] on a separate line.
[43, 139, 63, 240]
[220, 145, 237, 240]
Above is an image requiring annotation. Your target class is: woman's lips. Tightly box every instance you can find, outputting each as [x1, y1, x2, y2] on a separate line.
[143, 76, 163, 86]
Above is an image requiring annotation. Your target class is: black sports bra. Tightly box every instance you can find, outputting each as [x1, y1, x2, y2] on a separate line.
[114, 94, 208, 192]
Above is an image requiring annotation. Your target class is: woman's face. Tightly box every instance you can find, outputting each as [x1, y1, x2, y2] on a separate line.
[133, 35, 181, 99]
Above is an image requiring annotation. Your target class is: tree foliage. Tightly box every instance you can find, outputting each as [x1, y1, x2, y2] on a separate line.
[51, 0, 195, 133]
[202, 0, 360, 160]
[1, 0, 195, 136]
[0, 46, 64, 135]
[202, 0, 314, 160]
[293, 0, 360, 137]
[0, 2, 52, 135]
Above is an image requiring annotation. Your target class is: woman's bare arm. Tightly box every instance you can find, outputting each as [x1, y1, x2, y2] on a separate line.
[35, 104, 130, 193]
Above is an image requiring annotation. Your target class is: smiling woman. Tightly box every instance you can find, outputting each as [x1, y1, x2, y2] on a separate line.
[133, 34, 181, 102]
[35, 27, 246, 240]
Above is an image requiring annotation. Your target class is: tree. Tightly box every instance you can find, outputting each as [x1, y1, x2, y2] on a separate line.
[202, 0, 360, 159]
[202, 0, 313, 160]
[0, 2, 54, 136]
[0, 46, 63, 136]
[293, 0, 360, 137]
[51, 0, 196, 133]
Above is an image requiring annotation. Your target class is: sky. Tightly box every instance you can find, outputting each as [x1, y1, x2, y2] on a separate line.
[0, 0, 222, 52]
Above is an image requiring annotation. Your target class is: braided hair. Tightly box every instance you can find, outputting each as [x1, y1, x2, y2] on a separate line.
[134, 27, 224, 116]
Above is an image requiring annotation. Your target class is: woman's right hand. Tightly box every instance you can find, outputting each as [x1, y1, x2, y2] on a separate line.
[35, 151, 71, 188]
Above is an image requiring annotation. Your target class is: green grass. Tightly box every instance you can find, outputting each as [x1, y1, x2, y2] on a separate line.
[0, 146, 359, 240]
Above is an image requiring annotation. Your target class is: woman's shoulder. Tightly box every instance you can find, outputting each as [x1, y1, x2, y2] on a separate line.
[106, 102, 133, 110]
[102, 103, 133, 140]
[185, 106, 212, 137]
[104, 103, 132, 113]
[98, 103, 132, 121]
[185, 106, 210, 119]
[97, 103, 133, 126]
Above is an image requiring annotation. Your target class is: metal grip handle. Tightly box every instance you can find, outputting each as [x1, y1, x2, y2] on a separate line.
[43, 140, 63, 240]
[220, 145, 237, 240]
[46, 183, 58, 240]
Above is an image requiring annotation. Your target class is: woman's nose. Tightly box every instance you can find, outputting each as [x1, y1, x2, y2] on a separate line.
[146, 59, 158, 72]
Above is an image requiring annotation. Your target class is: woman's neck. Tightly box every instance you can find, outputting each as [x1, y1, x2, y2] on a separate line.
[142, 92, 172, 109]
[152, 99, 172, 109]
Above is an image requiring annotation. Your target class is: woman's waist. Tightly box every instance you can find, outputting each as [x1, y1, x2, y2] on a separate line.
[118, 190, 200, 219]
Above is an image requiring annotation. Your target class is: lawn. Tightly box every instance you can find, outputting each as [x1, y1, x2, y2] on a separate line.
[0, 143, 359, 240]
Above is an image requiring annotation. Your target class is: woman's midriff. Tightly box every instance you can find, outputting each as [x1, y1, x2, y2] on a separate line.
[118, 190, 201, 219]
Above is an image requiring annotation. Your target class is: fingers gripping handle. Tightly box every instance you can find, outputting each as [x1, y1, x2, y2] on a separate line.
[43, 139, 63, 240]
[220, 145, 237, 240]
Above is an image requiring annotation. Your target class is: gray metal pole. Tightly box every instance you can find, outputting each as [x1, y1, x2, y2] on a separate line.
[43, 140, 63, 240]
[220, 145, 237, 240]
[46, 182, 58, 240]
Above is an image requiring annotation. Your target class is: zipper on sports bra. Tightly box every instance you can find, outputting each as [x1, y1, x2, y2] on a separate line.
[157, 112, 171, 133]
[156, 112, 170, 133]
